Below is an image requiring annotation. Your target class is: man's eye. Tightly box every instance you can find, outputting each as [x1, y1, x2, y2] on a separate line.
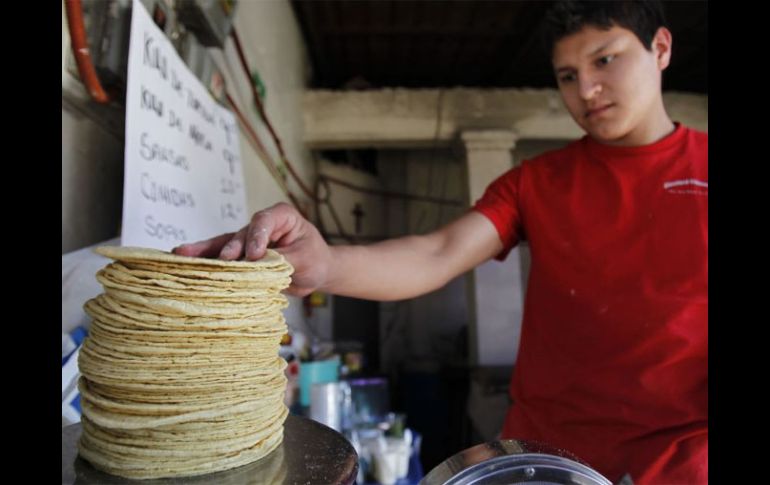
[597, 55, 615, 66]
[559, 73, 576, 83]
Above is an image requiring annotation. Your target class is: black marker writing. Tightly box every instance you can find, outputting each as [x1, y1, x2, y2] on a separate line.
[139, 133, 189, 171]
[144, 215, 187, 241]
[143, 32, 167, 80]
[140, 172, 195, 208]
[186, 89, 215, 124]
[140, 86, 163, 117]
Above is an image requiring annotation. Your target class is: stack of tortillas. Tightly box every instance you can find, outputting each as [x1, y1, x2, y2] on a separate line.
[76, 246, 293, 479]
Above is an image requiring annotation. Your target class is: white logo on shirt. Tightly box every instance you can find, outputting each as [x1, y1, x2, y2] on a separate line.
[663, 178, 708, 196]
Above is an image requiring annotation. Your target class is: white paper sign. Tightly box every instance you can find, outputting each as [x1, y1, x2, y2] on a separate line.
[121, 0, 247, 250]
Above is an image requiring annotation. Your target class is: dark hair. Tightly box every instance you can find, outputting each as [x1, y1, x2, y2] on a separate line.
[541, 0, 667, 57]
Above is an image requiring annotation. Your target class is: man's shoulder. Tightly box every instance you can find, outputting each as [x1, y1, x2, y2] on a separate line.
[684, 125, 708, 146]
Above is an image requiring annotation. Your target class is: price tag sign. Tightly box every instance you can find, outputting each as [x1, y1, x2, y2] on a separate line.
[121, 0, 246, 249]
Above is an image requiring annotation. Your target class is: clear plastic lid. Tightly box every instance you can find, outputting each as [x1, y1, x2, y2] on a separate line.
[422, 440, 613, 485]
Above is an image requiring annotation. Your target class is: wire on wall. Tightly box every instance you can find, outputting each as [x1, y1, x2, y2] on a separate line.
[230, 28, 317, 201]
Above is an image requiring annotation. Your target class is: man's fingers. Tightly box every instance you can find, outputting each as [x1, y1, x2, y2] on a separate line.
[173, 202, 302, 262]
[245, 211, 278, 261]
[243, 227, 270, 260]
[173, 233, 235, 258]
[219, 228, 249, 260]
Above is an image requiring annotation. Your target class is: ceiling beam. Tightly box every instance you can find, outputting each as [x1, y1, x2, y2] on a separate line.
[303, 87, 708, 149]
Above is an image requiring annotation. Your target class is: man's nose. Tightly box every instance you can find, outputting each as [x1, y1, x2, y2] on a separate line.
[578, 74, 602, 100]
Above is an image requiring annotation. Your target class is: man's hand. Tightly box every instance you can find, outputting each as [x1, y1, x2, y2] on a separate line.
[173, 202, 331, 297]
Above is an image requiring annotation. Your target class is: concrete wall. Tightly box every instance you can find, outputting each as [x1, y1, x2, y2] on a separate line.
[61, 106, 125, 254]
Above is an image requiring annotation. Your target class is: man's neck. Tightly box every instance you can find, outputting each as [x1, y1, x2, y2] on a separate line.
[634, 112, 676, 146]
[602, 104, 676, 147]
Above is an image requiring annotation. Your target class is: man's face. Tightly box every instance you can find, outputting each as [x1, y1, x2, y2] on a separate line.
[552, 24, 670, 145]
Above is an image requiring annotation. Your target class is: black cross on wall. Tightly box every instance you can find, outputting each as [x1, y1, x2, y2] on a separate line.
[351, 203, 365, 234]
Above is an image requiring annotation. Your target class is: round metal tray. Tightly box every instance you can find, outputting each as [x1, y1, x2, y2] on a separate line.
[62, 414, 358, 485]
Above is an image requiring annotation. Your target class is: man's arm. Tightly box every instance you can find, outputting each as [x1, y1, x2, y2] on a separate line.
[324, 210, 503, 300]
[174, 202, 503, 300]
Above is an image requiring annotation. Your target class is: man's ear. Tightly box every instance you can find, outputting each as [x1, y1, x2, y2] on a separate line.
[652, 26, 673, 71]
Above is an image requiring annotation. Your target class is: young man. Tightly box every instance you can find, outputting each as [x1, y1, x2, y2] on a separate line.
[175, 1, 707, 483]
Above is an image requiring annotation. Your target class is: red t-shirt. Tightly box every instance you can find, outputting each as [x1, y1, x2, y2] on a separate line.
[473, 123, 707, 484]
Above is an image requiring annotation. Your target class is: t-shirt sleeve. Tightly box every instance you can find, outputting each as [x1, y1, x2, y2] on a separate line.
[472, 166, 525, 261]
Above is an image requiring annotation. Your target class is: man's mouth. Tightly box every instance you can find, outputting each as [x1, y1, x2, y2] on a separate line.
[585, 103, 614, 118]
